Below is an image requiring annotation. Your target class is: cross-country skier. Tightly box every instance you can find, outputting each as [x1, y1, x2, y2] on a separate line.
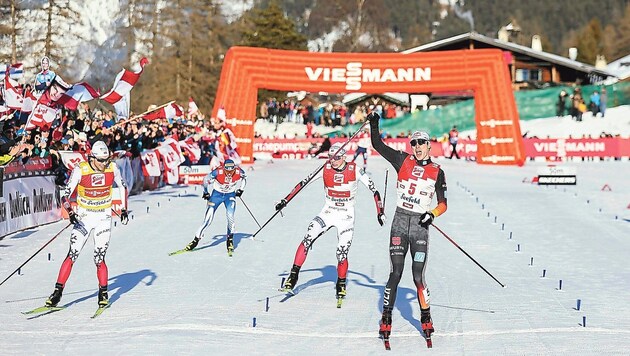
[45, 141, 129, 308]
[277, 142, 386, 303]
[183, 159, 246, 255]
[367, 112, 447, 344]
[352, 128, 371, 170]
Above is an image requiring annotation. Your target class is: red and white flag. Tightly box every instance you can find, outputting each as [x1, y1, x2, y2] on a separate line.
[143, 102, 183, 120]
[3, 68, 23, 110]
[21, 89, 37, 113]
[100, 57, 149, 104]
[179, 139, 201, 164]
[188, 97, 199, 117]
[56, 82, 99, 110]
[25, 103, 58, 130]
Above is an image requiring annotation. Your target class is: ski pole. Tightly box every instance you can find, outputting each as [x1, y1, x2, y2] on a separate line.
[431, 223, 506, 288]
[0, 222, 73, 287]
[239, 196, 261, 228]
[383, 168, 389, 207]
[252, 120, 371, 238]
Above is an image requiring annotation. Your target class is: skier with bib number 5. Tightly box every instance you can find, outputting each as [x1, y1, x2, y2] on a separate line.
[368, 112, 447, 348]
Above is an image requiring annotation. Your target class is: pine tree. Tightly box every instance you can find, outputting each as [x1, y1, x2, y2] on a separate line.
[606, 2, 630, 60]
[575, 18, 605, 65]
[0, 0, 24, 64]
[133, 0, 230, 115]
[39, 0, 84, 76]
[240, 0, 307, 50]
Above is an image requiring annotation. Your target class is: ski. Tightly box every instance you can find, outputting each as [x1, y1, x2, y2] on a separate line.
[336, 297, 344, 308]
[21, 306, 65, 315]
[424, 330, 433, 348]
[91, 305, 109, 319]
[382, 337, 391, 350]
[168, 248, 193, 256]
[278, 287, 296, 296]
[422, 321, 434, 348]
[227, 247, 234, 257]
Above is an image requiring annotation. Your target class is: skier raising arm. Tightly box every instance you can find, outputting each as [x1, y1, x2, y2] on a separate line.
[180, 159, 246, 256]
[45, 141, 128, 310]
[279, 143, 385, 306]
[368, 112, 447, 346]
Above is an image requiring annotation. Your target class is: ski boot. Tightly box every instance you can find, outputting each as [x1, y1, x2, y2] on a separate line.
[281, 265, 300, 293]
[379, 310, 393, 349]
[421, 308, 434, 348]
[185, 237, 200, 251]
[226, 234, 234, 256]
[336, 278, 347, 298]
[45, 283, 64, 307]
[336, 278, 347, 308]
[98, 285, 109, 307]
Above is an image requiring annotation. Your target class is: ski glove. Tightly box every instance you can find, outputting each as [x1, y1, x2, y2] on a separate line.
[68, 211, 80, 225]
[367, 112, 380, 122]
[120, 209, 129, 225]
[236, 189, 244, 197]
[377, 212, 387, 226]
[275, 199, 287, 211]
[202, 192, 210, 200]
[419, 211, 434, 228]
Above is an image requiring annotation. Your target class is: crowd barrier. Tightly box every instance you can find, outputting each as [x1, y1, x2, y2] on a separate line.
[253, 137, 630, 161]
[0, 138, 194, 239]
[4, 135, 626, 238]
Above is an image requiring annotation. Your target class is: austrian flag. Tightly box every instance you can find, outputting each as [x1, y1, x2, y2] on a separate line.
[56, 82, 99, 110]
[143, 102, 184, 120]
[100, 57, 149, 104]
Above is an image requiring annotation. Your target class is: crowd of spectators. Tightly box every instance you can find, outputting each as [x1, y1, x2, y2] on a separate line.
[258, 97, 409, 127]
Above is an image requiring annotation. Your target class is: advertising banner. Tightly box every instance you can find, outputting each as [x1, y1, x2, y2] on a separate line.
[0, 175, 63, 238]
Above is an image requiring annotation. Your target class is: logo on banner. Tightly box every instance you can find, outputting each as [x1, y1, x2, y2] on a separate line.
[305, 62, 432, 90]
[91, 174, 105, 187]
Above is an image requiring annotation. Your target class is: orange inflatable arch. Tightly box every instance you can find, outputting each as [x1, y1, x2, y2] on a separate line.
[212, 47, 525, 165]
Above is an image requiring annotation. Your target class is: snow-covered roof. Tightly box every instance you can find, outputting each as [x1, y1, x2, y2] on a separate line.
[402, 32, 615, 79]
[607, 54, 630, 81]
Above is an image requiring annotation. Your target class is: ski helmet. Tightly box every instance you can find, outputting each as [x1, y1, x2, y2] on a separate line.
[91, 141, 110, 160]
[328, 143, 347, 158]
[223, 159, 236, 171]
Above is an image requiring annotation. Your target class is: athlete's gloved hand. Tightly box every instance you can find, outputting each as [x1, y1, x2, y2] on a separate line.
[367, 112, 380, 123]
[419, 211, 434, 228]
[120, 209, 129, 225]
[68, 210, 80, 225]
[236, 189, 244, 197]
[377, 212, 387, 226]
[202, 192, 210, 200]
[275, 199, 287, 211]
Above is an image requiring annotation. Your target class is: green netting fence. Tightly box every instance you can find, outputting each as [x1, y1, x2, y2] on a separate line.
[328, 82, 630, 138]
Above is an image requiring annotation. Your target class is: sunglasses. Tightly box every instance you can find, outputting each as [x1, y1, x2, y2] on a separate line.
[95, 157, 110, 163]
[329, 154, 344, 160]
[410, 139, 428, 147]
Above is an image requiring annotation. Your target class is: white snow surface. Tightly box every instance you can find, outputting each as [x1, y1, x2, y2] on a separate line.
[1, 158, 629, 354]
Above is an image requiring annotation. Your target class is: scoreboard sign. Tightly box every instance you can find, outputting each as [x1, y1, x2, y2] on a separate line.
[536, 165, 577, 185]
